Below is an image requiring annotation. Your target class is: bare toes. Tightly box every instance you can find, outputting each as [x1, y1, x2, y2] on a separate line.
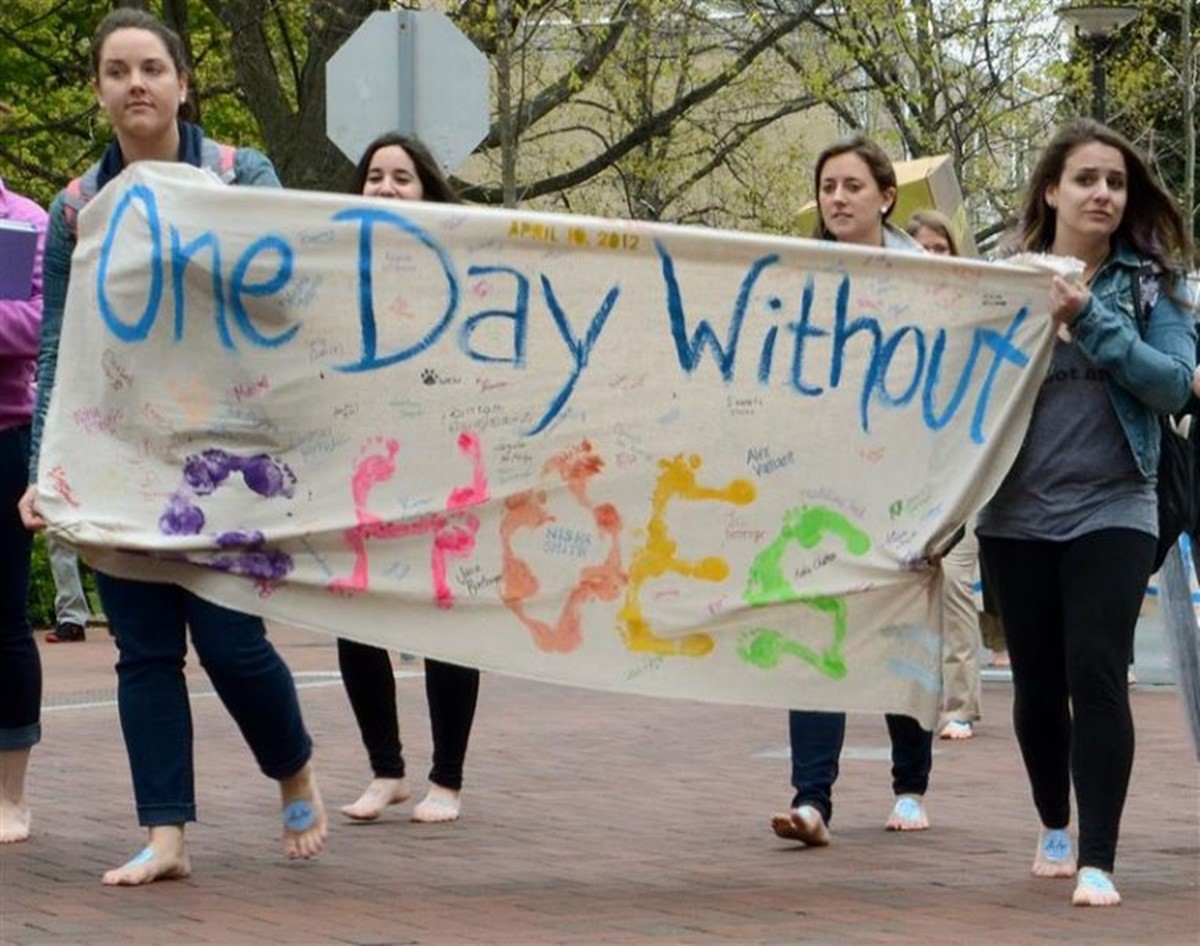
[411, 785, 461, 823]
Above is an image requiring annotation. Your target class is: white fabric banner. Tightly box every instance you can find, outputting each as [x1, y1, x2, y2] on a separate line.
[38, 162, 1056, 725]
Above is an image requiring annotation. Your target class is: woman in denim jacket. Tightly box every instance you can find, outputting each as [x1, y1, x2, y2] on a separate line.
[17, 8, 325, 885]
[978, 119, 1196, 907]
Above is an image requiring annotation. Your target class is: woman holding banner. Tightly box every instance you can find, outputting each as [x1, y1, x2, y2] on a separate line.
[17, 8, 325, 884]
[979, 119, 1196, 906]
[905, 209, 987, 740]
[335, 133, 481, 826]
[771, 135, 935, 848]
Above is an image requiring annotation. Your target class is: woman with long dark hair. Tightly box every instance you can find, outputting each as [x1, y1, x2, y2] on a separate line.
[979, 118, 1196, 906]
[335, 133, 481, 826]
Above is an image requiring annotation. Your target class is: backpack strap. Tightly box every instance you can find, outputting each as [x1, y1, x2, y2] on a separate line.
[200, 139, 239, 184]
[61, 163, 103, 237]
[1133, 262, 1196, 436]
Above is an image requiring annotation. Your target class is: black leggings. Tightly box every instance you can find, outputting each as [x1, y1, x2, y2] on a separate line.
[0, 425, 40, 747]
[337, 639, 480, 790]
[978, 528, 1154, 872]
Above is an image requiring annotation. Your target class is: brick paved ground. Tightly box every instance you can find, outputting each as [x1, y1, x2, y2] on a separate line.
[1, 625, 1196, 946]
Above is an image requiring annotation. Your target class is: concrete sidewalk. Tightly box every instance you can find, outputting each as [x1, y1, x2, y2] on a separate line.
[1, 625, 1196, 946]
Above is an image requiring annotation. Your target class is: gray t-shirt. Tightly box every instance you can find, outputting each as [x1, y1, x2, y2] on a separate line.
[977, 337, 1157, 541]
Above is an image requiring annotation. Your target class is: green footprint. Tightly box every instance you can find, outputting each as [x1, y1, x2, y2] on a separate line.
[739, 505, 869, 680]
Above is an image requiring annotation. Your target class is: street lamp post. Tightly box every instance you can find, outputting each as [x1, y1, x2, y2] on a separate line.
[1055, 4, 1141, 123]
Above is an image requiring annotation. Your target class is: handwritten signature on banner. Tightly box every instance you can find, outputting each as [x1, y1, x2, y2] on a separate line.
[41, 162, 1057, 723]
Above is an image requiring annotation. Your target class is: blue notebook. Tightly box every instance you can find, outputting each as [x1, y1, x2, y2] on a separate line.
[0, 218, 39, 300]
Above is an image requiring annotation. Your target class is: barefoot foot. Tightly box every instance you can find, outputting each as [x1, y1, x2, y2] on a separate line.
[102, 826, 191, 886]
[412, 783, 461, 823]
[0, 798, 31, 844]
[280, 762, 327, 859]
[1032, 827, 1076, 877]
[938, 720, 974, 740]
[340, 777, 412, 822]
[1073, 867, 1121, 906]
[885, 794, 929, 831]
[770, 804, 830, 847]
[0, 748, 32, 843]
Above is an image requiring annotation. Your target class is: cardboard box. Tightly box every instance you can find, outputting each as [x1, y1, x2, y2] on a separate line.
[796, 153, 976, 257]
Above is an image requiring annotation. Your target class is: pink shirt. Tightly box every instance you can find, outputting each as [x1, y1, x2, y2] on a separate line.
[0, 177, 47, 431]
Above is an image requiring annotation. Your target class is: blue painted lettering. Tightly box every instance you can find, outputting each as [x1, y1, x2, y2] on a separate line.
[229, 236, 298, 348]
[459, 264, 529, 365]
[170, 229, 230, 346]
[97, 185, 163, 341]
[97, 184, 298, 350]
[332, 207, 459, 373]
[529, 275, 620, 435]
[657, 238, 779, 380]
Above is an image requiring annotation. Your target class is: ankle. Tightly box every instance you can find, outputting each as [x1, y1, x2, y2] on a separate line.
[279, 761, 316, 797]
[147, 824, 185, 848]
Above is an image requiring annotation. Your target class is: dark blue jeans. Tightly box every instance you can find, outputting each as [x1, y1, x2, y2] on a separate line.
[0, 424, 40, 751]
[789, 710, 932, 824]
[97, 573, 312, 826]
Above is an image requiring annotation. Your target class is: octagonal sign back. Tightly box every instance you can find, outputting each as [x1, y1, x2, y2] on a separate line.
[326, 10, 490, 172]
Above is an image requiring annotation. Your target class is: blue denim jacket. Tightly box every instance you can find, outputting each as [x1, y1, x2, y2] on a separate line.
[1069, 242, 1197, 479]
[29, 146, 279, 478]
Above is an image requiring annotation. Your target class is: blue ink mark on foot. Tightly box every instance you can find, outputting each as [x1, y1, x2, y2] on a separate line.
[123, 846, 154, 869]
[1076, 867, 1115, 893]
[1042, 829, 1072, 863]
[893, 797, 922, 822]
[283, 800, 316, 833]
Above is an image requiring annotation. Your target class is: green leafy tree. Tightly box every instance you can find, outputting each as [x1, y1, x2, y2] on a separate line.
[0, 0, 1066, 243]
[1058, 3, 1199, 253]
[0, 0, 105, 206]
[781, 0, 1062, 249]
[460, 0, 827, 228]
[0, 0, 381, 199]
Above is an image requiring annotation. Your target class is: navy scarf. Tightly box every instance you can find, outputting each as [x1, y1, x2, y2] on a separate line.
[94, 120, 206, 192]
